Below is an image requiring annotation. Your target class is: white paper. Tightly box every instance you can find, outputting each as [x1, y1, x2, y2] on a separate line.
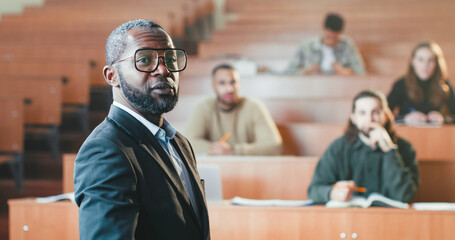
[231, 196, 313, 207]
[36, 192, 75, 204]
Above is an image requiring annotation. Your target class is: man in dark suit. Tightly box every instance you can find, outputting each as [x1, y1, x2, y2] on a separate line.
[74, 20, 210, 239]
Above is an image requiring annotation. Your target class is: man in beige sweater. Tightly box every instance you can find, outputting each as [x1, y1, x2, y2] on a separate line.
[185, 64, 283, 155]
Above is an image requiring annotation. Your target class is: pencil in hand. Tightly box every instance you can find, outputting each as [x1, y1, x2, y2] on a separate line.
[332, 184, 367, 193]
[219, 132, 232, 143]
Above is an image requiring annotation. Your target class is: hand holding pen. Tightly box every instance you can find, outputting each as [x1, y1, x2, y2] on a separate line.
[209, 132, 234, 155]
[330, 180, 366, 201]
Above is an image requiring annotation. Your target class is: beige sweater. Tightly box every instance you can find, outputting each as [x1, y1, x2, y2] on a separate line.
[184, 96, 282, 155]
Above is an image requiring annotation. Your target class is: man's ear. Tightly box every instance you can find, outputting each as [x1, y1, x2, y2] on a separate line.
[103, 65, 120, 87]
[350, 113, 356, 125]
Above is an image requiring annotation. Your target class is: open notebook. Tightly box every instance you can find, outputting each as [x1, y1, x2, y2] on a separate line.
[197, 164, 223, 202]
[326, 193, 409, 209]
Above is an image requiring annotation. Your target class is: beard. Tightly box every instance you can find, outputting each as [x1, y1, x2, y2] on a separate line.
[359, 129, 370, 138]
[118, 69, 179, 115]
[217, 95, 238, 111]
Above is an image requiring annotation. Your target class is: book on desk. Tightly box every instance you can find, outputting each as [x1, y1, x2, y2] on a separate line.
[231, 196, 313, 207]
[325, 193, 409, 209]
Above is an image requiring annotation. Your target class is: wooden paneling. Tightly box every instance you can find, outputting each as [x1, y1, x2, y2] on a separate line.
[62, 154, 76, 194]
[0, 60, 90, 105]
[198, 156, 318, 200]
[63, 154, 455, 202]
[0, 76, 62, 125]
[208, 204, 455, 240]
[0, 96, 23, 152]
[180, 74, 395, 97]
[8, 199, 78, 240]
[279, 123, 455, 160]
[397, 125, 455, 161]
[7, 199, 455, 240]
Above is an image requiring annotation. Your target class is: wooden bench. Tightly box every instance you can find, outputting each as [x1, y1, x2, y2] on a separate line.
[0, 76, 62, 159]
[167, 95, 353, 124]
[180, 73, 395, 97]
[0, 43, 106, 87]
[279, 122, 455, 161]
[7, 198, 455, 240]
[0, 0, 214, 46]
[0, 96, 24, 191]
[0, 59, 91, 135]
[63, 153, 455, 202]
[208, 204, 455, 240]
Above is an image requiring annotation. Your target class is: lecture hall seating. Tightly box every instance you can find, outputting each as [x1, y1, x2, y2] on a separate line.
[0, 96, 24, 191]
[5, 0, 455, 239]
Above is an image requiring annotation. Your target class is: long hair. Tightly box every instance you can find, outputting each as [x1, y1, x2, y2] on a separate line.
[345, 90, 397, 144]
[405, 41, 451, 112]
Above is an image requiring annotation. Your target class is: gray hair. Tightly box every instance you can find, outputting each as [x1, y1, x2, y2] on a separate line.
[105, 19, 163, 65]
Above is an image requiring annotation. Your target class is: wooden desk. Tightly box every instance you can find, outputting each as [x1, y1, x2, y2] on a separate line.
[8, 199, 455, 240]
[208, 204, 455, 240]
[63, 154, 455, 202]
[8, 199, 79, 240]
[279, 123, 455, 160]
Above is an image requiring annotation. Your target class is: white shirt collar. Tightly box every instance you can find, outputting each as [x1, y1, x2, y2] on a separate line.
[113, 101, 161, 135]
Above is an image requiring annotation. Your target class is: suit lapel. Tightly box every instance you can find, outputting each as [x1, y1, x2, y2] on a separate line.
[107, 106, 192, 213]
[172, 135, 210, 235]
[107, 106, 206, 236]
[139, 139, 192, 206]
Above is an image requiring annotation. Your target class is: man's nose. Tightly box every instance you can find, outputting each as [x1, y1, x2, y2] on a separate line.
[151, 57, 169, 76]
[226, 84, 234, 92]
[367, 113, 374, 122]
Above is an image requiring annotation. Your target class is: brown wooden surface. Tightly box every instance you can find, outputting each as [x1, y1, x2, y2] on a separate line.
[62, 154, 76, 194]
[279, 123, 455, 160]
[167, 95, 353, 124]
[0, 60, 90, 105]
[0, 0, 205, 36]
[0, 96, 23, 152]
[415, 161, 455, 202]
[0, 76, 62, 125]
[198, 156, 318, 200]
[278, 123, 344, 156]
[397, 125, 455, 161]
[180, 73, 395, 97]
[63, 154, 455, 202]
[8, 199, 455, 240]
[0, 44, 106, 86]
[8, 199, 78, 240]
[196, 0, 455, 76]
[208, 204, 455, 240]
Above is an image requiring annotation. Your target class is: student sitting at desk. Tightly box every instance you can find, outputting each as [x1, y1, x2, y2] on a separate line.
[388, 41, 455, 124]
[308, 90, 419, 204]
[185, 64, 282, 155]
[285, 13, 366, 76]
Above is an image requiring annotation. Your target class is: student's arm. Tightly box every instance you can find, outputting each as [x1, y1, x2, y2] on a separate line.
[380, 139, 419, 202]
[74, 138, 139, 240]
[308, 140, 342, 204]
[445, 81, 455, 118]
[345, 39, 366, 75]
[184, 101, 213, 154]
[387, 79, 406, 118]
[285, 42, 307, 75]
[233, 101, 282, 155]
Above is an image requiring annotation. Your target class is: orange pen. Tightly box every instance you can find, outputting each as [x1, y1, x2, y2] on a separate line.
[219, 132, 232, 143]
[332, 184, 367, 193]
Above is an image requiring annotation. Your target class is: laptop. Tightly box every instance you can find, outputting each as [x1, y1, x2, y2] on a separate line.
[197, 164, 223, 202]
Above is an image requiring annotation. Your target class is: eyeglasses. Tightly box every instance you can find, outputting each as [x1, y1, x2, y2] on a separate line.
[112, 48, 187, 73]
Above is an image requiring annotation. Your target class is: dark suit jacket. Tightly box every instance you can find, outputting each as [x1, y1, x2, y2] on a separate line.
[74, 105, 210, 240]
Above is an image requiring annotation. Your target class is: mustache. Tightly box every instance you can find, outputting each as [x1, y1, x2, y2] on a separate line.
[149, 79, 176, 91]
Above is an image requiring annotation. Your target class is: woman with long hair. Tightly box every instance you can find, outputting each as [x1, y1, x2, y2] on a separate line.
[387, 41, 455, 124]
